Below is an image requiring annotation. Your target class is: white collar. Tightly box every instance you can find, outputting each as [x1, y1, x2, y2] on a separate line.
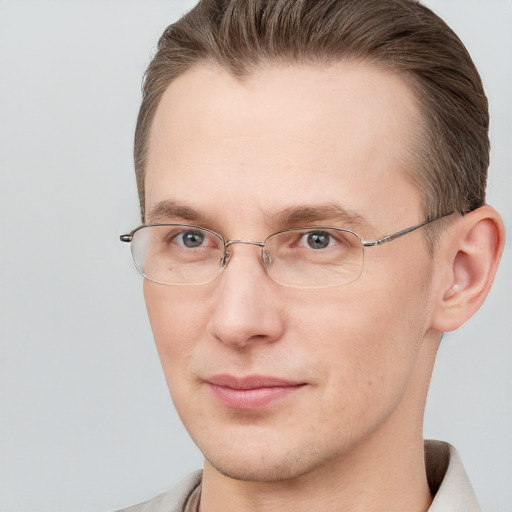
[426, 440, 481, 512]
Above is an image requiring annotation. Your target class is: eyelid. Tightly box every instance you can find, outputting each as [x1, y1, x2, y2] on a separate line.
[299, 229, 348, 246]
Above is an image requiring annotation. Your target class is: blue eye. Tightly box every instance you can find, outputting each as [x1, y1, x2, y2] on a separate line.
[180, 230, 205, 248]
[305, 231, 331, 249]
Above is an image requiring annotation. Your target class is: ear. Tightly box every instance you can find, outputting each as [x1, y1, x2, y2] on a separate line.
[430, 206, 505, 333]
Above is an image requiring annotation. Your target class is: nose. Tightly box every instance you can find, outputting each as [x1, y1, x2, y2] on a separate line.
[206, 243, 286, 349]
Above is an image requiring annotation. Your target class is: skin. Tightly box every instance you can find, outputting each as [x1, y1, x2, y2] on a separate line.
[142, 62, 504, 512]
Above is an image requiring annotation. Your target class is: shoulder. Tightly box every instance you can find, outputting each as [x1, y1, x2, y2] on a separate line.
[115, 470, 203, 512]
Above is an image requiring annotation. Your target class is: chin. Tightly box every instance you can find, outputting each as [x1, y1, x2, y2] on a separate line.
[200, 437, 336, 483]
[206, 455, 316, 482]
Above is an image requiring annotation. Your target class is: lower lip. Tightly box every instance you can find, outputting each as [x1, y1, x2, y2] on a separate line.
[207, 383, 305, 410]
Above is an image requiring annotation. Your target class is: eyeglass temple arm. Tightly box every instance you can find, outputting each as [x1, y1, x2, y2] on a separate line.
[361, 215, 449, 248]
[120, 234, 133, 242]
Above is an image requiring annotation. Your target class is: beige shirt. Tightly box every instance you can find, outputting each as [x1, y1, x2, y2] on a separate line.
[117, 440, 481, 512]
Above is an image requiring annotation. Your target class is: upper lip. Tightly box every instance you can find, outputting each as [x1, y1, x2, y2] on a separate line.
[205, 374, 305, 390]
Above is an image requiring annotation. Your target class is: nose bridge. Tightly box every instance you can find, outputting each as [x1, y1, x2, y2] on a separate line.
[221, 239, 266, 269]
[225, 239, 265, 248]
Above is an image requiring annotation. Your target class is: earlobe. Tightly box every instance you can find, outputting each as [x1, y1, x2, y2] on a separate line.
[431, 206, 505, 333]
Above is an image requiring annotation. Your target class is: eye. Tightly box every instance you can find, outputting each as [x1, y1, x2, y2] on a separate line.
[301, 231, 333, 250]
[178, 230, 205, 248]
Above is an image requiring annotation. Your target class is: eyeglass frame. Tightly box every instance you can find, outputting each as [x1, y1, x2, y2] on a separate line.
[119, 211, 457, 288]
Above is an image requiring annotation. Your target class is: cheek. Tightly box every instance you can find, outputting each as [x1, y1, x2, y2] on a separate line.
[301, 301, 422, 444]
[291, 265, 430, 391]
[143, 281, 211, 377]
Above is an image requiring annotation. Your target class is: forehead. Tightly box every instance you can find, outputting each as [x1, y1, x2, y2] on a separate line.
[145, 62, 423, 233]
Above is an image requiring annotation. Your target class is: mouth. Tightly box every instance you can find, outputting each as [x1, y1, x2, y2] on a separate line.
[204, 374, 307, 410]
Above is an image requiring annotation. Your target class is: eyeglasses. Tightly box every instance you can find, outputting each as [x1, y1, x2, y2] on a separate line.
[120, 214, 451, 289]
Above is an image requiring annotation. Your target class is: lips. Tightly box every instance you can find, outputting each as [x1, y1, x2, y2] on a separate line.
[205, 374, 306, 410]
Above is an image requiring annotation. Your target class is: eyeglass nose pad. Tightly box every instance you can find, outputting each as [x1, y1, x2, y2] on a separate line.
[220, 249, 232, 269]
[263, 250, 273, 266]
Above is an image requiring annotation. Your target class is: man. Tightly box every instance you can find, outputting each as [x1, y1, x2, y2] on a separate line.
[119, 0, 505, 510]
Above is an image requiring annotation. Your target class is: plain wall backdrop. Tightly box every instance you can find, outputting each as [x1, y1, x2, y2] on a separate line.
[1, 1, 511, 511]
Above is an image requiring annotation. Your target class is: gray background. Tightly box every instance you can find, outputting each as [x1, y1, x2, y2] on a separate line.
[0, 1, 510, 511]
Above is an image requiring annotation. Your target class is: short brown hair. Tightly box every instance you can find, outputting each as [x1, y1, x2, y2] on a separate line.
[134, 0, 489, 232]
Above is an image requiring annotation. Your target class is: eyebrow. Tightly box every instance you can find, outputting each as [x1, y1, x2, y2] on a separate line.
[146, 200, 205, 224]
[267, 204, 374, 232]
[146, 199, 373, 233]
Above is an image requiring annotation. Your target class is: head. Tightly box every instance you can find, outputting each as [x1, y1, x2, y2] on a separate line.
[130, 0, 504, 485]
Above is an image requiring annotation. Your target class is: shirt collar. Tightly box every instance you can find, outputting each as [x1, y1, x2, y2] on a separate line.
[425, 440, 481, 512]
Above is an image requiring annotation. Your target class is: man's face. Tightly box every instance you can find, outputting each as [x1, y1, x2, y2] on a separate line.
[143, 62, 439, 481]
